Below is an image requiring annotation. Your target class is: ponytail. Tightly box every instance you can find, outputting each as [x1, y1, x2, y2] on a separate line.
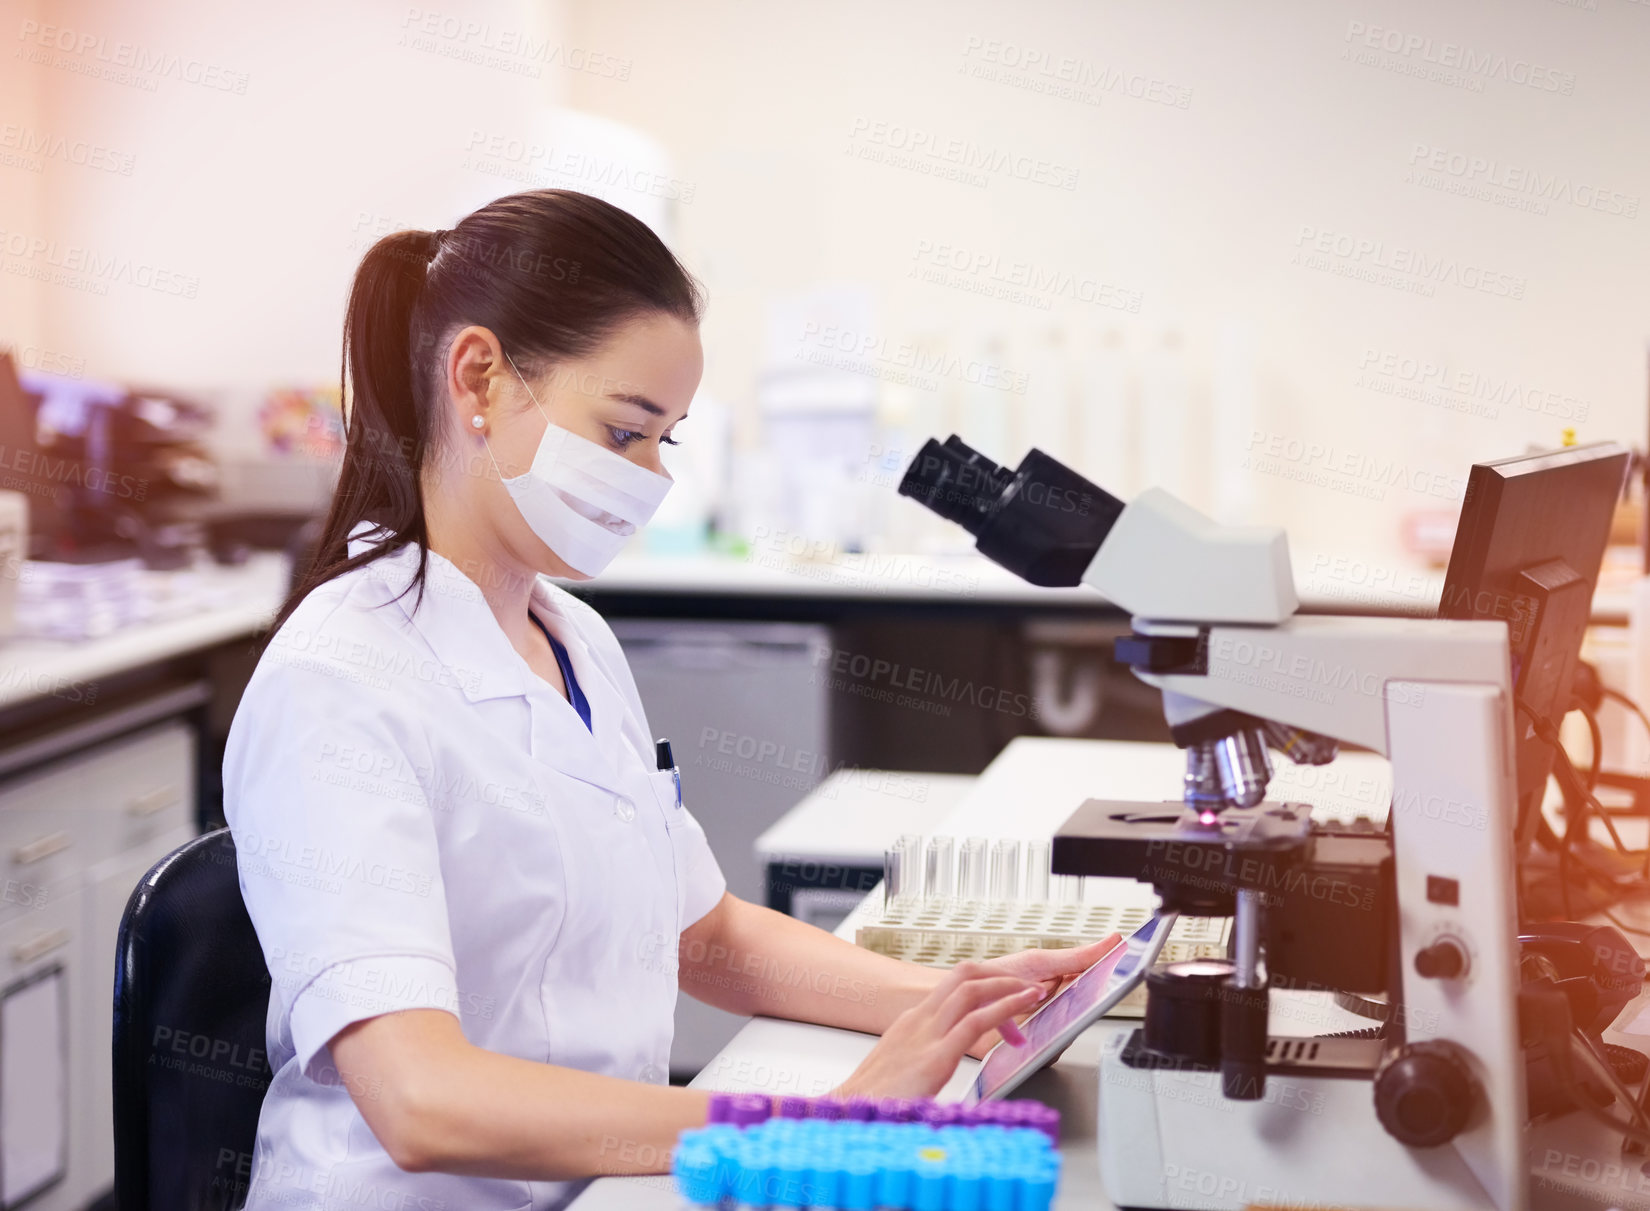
[267, 229, 440, 639]
[266, 191, 701, 643]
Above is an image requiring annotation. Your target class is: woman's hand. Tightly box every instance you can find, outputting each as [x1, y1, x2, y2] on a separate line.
[832, 936, 1122, 1100]
[960, 935, 1123, 1059]
[831, 962, 1043, 1101]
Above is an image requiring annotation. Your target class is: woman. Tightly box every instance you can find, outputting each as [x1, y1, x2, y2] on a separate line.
[226, 189, 1115, 1211]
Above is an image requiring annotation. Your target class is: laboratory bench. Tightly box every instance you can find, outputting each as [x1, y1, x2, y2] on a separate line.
[0, 552, 287, 1211]
[573, 736, 1650, 1211]
[0, 545, 1635, 1210]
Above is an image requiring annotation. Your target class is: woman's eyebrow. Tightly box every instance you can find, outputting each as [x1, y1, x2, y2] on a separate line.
[606, 391, 665, 417]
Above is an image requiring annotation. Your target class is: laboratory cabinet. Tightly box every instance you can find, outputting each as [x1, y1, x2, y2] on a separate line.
[0, 718, 195, 1211]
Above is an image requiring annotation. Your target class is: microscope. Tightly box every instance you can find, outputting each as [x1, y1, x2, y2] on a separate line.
[899, 437, 1527, 1211]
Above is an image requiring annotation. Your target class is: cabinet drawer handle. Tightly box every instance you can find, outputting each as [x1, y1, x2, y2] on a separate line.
[13, 832, 70, 865]
[127, 786, 180, 818]
[13, 928, 70, 964]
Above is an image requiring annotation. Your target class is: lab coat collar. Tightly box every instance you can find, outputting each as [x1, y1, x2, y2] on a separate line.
[356, 535, 642, 790]
[358, 538, 532, 706]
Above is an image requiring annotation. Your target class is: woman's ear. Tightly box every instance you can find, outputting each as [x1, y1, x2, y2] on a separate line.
[443, 326, 506, 433]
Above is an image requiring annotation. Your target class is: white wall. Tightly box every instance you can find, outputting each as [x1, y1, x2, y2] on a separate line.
[3, 0, 568, 400]
[562, 0, 1650, 567]
[3, 0, 1647, 567]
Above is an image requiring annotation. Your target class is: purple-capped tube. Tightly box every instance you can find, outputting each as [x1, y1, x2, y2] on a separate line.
[845, 1096, 876, 1121]
[706, 1092, 735, 1124]
[808, 1096, 845, 1120]
[777, 1096, 809, 1119]
[921, 1101, 959, 1126]
[1026, 1102, 1061, 1142]
[727, 1092, 771, 1126]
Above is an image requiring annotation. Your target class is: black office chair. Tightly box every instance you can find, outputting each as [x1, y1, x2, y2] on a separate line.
[113, 829, 273, 1211]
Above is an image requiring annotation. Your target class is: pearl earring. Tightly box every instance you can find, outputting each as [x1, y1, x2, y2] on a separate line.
[470, 415, 485, 430]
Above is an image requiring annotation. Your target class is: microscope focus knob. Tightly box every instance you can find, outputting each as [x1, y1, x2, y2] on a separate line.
[1414, 939, 1467, 980]
[1373, 1041, 1476, 1148]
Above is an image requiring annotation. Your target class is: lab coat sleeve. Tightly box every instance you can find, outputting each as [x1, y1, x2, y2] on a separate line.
[673, 808, 727, 929]
[226, 653, 461, 1085]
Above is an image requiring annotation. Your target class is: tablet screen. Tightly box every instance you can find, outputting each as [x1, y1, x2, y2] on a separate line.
[966, 912, 1176, 1103]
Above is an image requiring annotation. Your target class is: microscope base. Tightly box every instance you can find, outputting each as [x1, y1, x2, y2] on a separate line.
[1098, 1032, 1502, 1210]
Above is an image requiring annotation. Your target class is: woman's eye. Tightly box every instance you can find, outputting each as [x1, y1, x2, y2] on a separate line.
[661, 433, 680, 447]
[606, 427, 644, 448]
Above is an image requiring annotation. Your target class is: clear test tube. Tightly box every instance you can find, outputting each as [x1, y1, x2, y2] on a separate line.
[885, 833, 922, 907]
[1054, 873, 1082, 904]
[960, 836, 990, 901]
[1024, 839, 1051, 904]
[989, 839, 1023, 902]
[925, 836, 956, 902]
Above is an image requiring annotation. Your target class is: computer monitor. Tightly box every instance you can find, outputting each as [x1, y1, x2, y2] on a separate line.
[1438, 441, 1630, 853]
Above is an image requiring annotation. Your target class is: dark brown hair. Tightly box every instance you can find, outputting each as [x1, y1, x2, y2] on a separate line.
[269, 189, 703, 638]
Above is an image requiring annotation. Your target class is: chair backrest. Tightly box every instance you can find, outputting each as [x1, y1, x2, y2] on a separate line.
[113, 828, 272, 1211]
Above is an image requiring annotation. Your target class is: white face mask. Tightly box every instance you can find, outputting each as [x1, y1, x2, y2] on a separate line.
[483, 351, 673, 576]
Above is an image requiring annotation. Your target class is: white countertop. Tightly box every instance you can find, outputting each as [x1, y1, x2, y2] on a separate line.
[0, 552, 289, 711]
[754, 770, 975, 866]
[571, 547, 1639, 621]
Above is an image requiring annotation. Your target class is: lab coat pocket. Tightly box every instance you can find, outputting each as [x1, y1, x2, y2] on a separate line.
[647, 770, 725, 930]
[645, 767, 683, 822]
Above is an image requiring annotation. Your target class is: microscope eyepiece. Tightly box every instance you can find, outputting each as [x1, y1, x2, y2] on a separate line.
[897, 436, 1014, 534]
[897, 435, 1125, 587]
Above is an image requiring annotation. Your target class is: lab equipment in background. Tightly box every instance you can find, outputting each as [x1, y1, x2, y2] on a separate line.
[673, 1118, 1060, 1211]
[7, 359, 219, 569]
[611, 620, 831, 1077]
[645, 388, 731, 557]
[1434, 442, 1631, 921]
[899, 433, 1537, 1210]
[0, 492, 25, 638]
[1076, 328, 1134, 502]
[861, 832, 1227, 1010]
[752, 287, 881, 553]
[1137, 328, 1196, 509]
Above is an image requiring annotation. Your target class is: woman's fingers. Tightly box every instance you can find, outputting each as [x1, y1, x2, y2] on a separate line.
[995, 935, 1124, 983]
[949, 984, 1045, 1051]
[932, 975, 1040, 1034]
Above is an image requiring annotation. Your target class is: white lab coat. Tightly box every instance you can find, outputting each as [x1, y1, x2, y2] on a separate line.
[224, 533, 726, 1211]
